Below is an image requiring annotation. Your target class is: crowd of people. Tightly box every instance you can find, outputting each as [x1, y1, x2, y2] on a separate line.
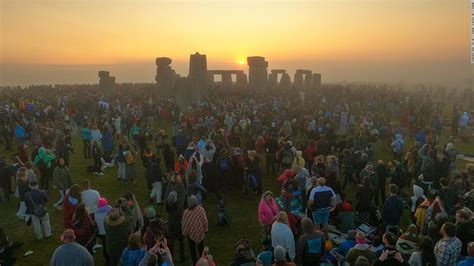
[0, 82, 473, 266]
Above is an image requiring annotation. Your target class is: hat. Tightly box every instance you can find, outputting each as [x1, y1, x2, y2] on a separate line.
[256, 251, 273, 265]
[60, 229, 76, 243]
[356, 232, 367, 245]
[273, 245, 286, 262]
[98, 197, 108, 208]
[400, 224, 420, 243]
[145, 206, 156, 220]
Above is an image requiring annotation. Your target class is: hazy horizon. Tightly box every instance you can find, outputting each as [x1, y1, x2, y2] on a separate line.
[1, 0, 473, 87]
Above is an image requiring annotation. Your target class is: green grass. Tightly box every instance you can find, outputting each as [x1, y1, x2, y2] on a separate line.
[0, 127, 472, 266]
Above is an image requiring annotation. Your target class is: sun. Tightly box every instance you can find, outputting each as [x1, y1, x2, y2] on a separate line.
[238, 60, 245, 65]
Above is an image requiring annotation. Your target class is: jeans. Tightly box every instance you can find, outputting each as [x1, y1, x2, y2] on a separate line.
[83, 139, 91, 159]
[117, 162, 126, 180]
[31, 213, 52, 239]
[188, 238, 204, 265]
[312, 209, 330, 225]
[54, 189, 67, 207]
[151, 181, 163, 203]
[16, 201, 27, 219]
[98, 234, 109, 265]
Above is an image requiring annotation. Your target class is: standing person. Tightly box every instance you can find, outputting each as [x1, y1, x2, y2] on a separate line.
[116, 144, 126, 181]
[391, 134, 405, 161]
[457, 242, 474, 266]
[434, 222, 462, 266]
[271, 212, 296, 262]
[248, 151, 263, 194]
[408, 236, 437, 266]
[165, 188, 186, 262]
[81, 123, 92, 159]
[346, 232, 376, 266]
[52, 158, 74, 210]
[63, 184, 82, 229]
[33, 146, 56, 190]
[81, 179, 101, 215]
[24, 181, 52, 240]
[375, 160, 389, 206]
[120, 234, 147, 266]
[307, 177, 336, 239]
[258, 191, 280, 227]
[102, 127, 114, 160]
[296, 218, 325, 266]
[50, 229, 94, 266]
[455, 208, 474, 257]
[123, 192, 144, 232]
[162, 144, 175, 173]
[145, 158, 163, 204]
[0, 158, 11, 202]
[95, 197, 112, 265]
[124, 145, 137, 183]
[181, 195, 208, 265]
[373, 232, 406, 265]
[91, 140, 104, 176]
[71, 203, 97, 254]
[105, 206, 131, 266]
[381, 184, 404, 235]
[15, 167, 30, 220]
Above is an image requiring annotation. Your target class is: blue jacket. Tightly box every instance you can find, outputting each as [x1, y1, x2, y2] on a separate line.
[80, 127, 91, 141]
[120, 247, 147, 266]
[457, 257, 474, 266]
[15, 124, 26, 138]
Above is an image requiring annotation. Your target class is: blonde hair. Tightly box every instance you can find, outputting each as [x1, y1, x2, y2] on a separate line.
[17, 167, 28, 182]
[277, 211, 288, 224]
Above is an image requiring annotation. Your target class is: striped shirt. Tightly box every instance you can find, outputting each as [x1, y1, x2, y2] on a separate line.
[182, 206, 208, 243]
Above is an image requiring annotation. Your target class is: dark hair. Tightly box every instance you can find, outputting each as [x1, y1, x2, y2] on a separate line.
[419, 236, 437, 266]
[74, 203, 88, 223]
[443, 222, 456, 237]
[383, 232, 397, 246]
[388, 184, 398, 194]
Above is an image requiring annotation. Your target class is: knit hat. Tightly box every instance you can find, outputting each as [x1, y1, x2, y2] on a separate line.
[167, 191, 178, 204]
[98, 197, 108, 208]
[60, 229, 76, 243]
[273, 245, 286, 262]
[256, 251, 273, 266]
[400, 224, 420, 243]
[341, 201, 352, 212]
[145, 206, 156, 220]
[356, 232, 367, 245]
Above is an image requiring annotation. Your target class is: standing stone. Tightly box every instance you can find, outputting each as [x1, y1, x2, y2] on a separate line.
[280, 73, 291, 90]
[155, 57, 177, 100]
[313, 73, 321, 90]
[304, 71, 313, 91]
[174, 77, 192, 109]
[247, 56, 268, 92]
[236, 73, 248, 88]
[294, 70, 304, 91]
[98, 71, 114, 98]
[188, 52, 208, 100]
[268, 73, 278, 90]
[221, 73, 232, 88]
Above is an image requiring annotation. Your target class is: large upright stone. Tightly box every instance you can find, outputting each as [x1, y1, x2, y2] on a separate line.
[174, 77, 192, 108]
[188, 52, 208, 100]
[155, 57, 177, 99]
[313, 73, 321, 90]
[98, 71, 114, 98]
[247, 56, 268, 91]
[268, 73, 278, 90]
[236, 73, 248, 88]
[280, 73, 291, 90]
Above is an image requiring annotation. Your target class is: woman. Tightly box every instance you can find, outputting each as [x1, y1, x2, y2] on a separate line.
[15, 167, 30, 220]
[355, 177, 374, 223]
[408, 236, 436, 266]
[396, 224, 420, 258]
[258, 191, 280, 227]
[138, 237, 174, 266]
[71, 203, 97, 254]
[165, 175, 186, 261]
[271, 212, 296, 262]
[120, 234, 147, 266]
[95, 197, 112, 265]
[248, 151, 263, 194]
[63, 184, 82, 229]
[186, 170, 207, 204]
[124, 192, 144, 232]
[181, 195, 208, 265]
[52, 158, 74, 210]
[105, 206, 131, 266]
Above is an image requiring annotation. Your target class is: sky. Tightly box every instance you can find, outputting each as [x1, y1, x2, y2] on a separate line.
[0, 0, 473, 87]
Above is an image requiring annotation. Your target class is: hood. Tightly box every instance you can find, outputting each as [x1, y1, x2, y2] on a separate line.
[413, 185, 424, 197]
[462, 112, 469, 117]
[37, 147, 46, 157]
[272, 222, 290, 232]
[395, 134, 404, 144]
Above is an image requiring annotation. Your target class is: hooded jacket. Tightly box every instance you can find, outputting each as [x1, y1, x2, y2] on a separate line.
[105, 215, 131, 258]
[271, 222, 296, 261]
[53, 165, 74, 190]
[258, 198, 280, 226]
[33, 147, 56, 169]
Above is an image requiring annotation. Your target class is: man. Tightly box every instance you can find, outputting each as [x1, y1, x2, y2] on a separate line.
[50, 229, 94, 266]
[381, 184, 403, 235]
[455, 208, 474, 257]
[457, 242, 474, 266]
[434, 222, 462, 266]
[0, 158, 11, 201]
[81, 179, 100, 215]
[33, 147, 56, 190]
[24, 181, 51, 240]
[296, 218, 325, 265]
[307, 177, 336, 239]
[373, 232, 405, 265]
[80, 124, 91, 159]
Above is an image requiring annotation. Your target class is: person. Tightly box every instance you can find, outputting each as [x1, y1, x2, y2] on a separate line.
[258, 191, 280, 227]
[81, 179, 101, 215]
[0, 228, 23, 265]
[50, 229, 94, 266]
[381, 184, 404, 235]
[373, 232, 406, 265]
[434, 222, 462, 266]
[145, 158, 163, 204]
[91, 140, 104, 175]
[248, 150, 263, 194]
[15, 167, 30, 220]
[271, 212, 295, 262]
[457, 242, 474, 266]
[296, 217, 325, 266]
[105, 205, 131, 266]
[120, 233, 147, 266]
[95, 197, 112, 265]
[33, 146, 56, 190]
[52, 158, 74, 210]
[138, 236, 175, 266]
[165, 185, 186, 262]
[396, 224, 421, 257]
[181, 195, 208, 265]
[346, 232, 376, 265]
[256, 251, 273, 266]
[71, 203, 97, 254]
[123, 191, 144, 232]
[81, 124, 92, 159]
[337, 201, 356, 233]
[24, 181, 52, 240]
[307, 177, 336, 239]
[391, 134, 404, 161]
[273, 245, 296, 266]
[63, 184, 82, 229]
[455, 208, 474, 257]
[408, 236, 437, 266]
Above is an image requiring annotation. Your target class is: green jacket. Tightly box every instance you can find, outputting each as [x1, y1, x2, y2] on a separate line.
[33, 147, 56, 169]
[104, 216, 131, 258]
[53, 166, 74, 190]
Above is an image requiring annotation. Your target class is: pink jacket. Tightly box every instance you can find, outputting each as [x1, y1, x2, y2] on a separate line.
[258, 198, 280, 226]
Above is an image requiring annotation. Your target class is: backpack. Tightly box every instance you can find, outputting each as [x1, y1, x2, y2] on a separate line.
[125, 151, 135, 165]
[218, 157, 230, 171]
[281, 148, 293, 165]
[216, 200, 231, 226]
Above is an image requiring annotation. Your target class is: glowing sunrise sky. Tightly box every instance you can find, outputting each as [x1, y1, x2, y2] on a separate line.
[0, 0, 472, 86]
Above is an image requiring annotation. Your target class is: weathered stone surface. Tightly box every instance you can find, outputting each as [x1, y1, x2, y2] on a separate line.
[98, 71, 109, 78]
[155, 56, 177, 100]
[280, 73, 291, 90]
[236, 73, 248, 87]
[271, 69, 286, 74]
[98, 71, 114, 97]
[304, 74, 313, 90]
[247, 56, 268, 91]
[268, 73, 278, 89]
[188, 52, 208, 99]
[313, 73, 321, 89]
[156, 57, 172, 66]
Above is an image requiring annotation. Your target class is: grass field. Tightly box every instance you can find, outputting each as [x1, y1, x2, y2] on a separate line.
[0, 128, 472, 266]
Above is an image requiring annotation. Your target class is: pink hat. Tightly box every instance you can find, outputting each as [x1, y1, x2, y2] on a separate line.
[98, 197, 108, 208]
